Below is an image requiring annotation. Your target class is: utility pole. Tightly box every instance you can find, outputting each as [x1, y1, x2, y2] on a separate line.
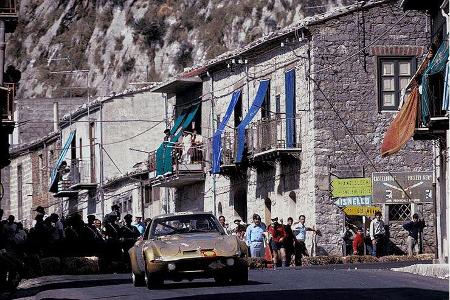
[163, 93, 170, 214]
[99, 103, 105, 218]
[209, 73, 217, 215]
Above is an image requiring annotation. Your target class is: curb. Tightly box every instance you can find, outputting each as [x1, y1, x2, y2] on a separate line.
[391, 263, 449, 279]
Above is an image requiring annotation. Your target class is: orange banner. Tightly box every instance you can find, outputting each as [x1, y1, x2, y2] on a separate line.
[381, 86, 419, 157]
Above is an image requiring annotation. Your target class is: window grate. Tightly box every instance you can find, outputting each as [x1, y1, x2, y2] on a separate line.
[388, 204, 411, 221]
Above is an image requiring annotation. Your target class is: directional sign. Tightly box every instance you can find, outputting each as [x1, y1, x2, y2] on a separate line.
[334, 196, 372, 207]
[331, 178, 372, 197]
[372, 171, 433, 204]
[343, 206, 381, 216]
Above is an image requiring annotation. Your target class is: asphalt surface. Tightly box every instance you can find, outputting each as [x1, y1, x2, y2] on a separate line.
[4, 262, 449, 300]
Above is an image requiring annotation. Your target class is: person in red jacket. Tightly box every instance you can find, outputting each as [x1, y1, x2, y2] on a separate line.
[353, 228, 365, 255]
[267, 217, 288, 268]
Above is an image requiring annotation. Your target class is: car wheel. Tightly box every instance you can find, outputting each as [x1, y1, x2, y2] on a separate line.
[231, 267, 248, 285]
[132, 273, 145, 287]
[214, 275, 229, 285]
[145, 270, 163, 289]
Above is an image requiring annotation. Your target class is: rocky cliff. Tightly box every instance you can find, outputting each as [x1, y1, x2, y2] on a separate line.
[7, 0, 354, 99]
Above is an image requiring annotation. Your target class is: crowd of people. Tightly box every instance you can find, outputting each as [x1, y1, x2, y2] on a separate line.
[218, 214, 321, 268]
[342, 211, 426, 257]
[0, 205, 150, 268]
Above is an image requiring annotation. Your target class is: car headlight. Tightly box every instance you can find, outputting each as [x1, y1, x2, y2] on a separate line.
[151, 255, 164, 262]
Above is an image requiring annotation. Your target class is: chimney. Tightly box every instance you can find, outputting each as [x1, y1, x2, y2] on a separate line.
[53, 101, 59, 132]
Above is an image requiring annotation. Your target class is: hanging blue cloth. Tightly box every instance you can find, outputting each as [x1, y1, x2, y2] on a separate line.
[235, 80, 270, 163]
[156, 112, 187, 176]
[285, 69, 296, 148]
[442, 60, 449, 111]
[421, 41, 449, 125]
[211, 90, 241, 173]
[49, 130, 76, 192]
[156, 104, 200, 176]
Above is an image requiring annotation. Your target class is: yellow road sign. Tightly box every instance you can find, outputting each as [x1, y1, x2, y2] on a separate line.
[343, 206, 381, 216]
[331, 178, 372, 197]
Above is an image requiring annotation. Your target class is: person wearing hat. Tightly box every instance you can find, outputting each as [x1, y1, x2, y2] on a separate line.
[267, 217, 287, 268]
[120, 214, 140, 252]
[232, 219, 246, 241]
[32, 206, 49, 227]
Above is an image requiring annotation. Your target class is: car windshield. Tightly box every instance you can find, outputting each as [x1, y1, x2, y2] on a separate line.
[150, 214, 224, 238]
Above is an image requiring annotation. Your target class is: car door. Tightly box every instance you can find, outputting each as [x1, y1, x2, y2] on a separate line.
[134, 224, 151, 273]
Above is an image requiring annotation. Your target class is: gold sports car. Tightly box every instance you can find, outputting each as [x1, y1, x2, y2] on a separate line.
[129, 212, 249, 289]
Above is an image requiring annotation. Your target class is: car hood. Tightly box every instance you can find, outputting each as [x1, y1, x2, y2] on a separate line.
[145, 232, 240, 259]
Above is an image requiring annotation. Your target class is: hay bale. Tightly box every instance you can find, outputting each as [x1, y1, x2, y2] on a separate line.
[342, 255, 379, 264]
[61, 257, 99, 274]
[40, 257, 61, 275]
[246, 257, 267, 269]
[302, 255, 343, 266]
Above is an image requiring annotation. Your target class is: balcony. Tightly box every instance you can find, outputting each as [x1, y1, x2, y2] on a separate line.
[54, 159, 97, 197]
[152, 143, 206, 188]
[0, 0, 18, 32]
[246, 116, 302, 162]
[69, 159, 98, 190]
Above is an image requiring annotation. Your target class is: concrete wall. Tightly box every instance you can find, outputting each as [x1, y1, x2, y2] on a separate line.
[310, 3, 432, 255]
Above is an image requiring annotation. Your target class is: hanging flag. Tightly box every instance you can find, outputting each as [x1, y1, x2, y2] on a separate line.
[381, 86, 419, 157]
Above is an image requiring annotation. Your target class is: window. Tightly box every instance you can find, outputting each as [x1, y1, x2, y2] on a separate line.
[261, 82, 271, 119]
[388, 204, 411, 221]
[144, 185, 152, 205]
[378, 57, 415, 110]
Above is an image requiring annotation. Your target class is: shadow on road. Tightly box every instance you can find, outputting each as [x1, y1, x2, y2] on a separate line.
[167, 288, 448, 300]
[158, 280, 266, 290]
[6, 278, 132, 299]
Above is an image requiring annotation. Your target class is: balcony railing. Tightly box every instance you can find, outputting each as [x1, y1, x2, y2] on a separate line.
[247, 116, 301, 157]
[55, 159, 97, 196]
[221, 131, 236, 166]
[1, 83, 14, 121]
[152, 142, 206, 187]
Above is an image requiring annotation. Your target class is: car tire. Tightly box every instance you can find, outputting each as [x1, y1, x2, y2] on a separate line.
[132, 273, 145, 287]
[231, 266, 248, 285]
[145, 270, 163, 289]
[214, 275, 229, 285]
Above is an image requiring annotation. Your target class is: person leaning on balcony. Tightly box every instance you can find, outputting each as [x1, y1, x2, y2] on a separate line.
[180, 130, 193, 164]
[191, 129, 203, 162]
[369, 211, 386, 257]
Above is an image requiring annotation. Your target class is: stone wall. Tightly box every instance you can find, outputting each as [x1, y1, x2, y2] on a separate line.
[310, 3, 433, 255]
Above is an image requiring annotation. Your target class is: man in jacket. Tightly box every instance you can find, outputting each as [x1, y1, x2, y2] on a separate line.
[403, 213, 425, 256]
[369, 211, 386, 257]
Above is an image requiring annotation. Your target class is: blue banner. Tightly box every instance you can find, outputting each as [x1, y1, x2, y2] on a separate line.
[285, 69, 296, 148]
[211, 90, 241, 173]
[49, 130, 75, 192]
[236, 80, 270, 163]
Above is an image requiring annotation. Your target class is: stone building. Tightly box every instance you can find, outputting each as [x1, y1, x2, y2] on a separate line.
[150, 0, 435, 256]
[6, 132, 60, 227]
[50, 86, 169, 221]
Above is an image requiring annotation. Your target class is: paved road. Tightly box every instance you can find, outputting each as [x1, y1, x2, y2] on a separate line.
[6, 263, 449, 300]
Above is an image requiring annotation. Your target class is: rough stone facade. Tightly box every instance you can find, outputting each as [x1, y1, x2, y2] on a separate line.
[309, 3, 432, 255]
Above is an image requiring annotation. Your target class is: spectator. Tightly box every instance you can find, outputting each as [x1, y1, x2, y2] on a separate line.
[232, 219, 246, 241]
[218, 215, 229, 234]
[191, 129, 203, 162]
[267, 217, 287, 268]
[369, 211, 386, 257]
[120, 214, 140, 252]
[245, 214, 266, 258]
[133, 217, 146, 236]
[403, 213, 426, 256]
[284, 217, 296, 265]
[180, 130, 193, 164]
[163, 129, 171, 142]
[292, 215, 316, 265]
[5, 215, 17, 243]
[353, 228, 365, 255]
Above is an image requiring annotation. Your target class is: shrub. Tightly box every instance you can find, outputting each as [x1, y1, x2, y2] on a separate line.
[61, 257, 99, 275]
[97, 6, 114, 32]
[121, 57, 136, 75]
[302, 255, 343, 266]
[114, 35, 125, 51]
[175, 42, 193, 71]
[40, 257, 61, 275]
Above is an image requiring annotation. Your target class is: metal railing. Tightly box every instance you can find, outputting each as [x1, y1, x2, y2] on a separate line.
[221, 131, 236, 165]
[417, 75, 447, 128]
[0, 0, 17, 15]
[1, 83, 15, 121]
[248, 116, 301, 154]
[71, 159, 94, 185]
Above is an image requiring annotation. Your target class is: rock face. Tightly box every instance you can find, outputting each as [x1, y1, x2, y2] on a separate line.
[7, 0, 354, 99]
